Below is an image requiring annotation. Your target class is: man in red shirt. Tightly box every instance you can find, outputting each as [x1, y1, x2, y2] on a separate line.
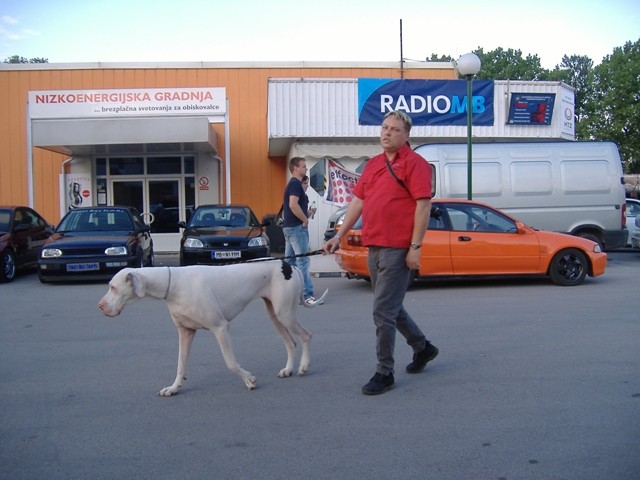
[323, 110, 438, 395]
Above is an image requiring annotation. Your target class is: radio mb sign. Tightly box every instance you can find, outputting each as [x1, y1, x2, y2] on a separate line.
[357, 78, 494, 127]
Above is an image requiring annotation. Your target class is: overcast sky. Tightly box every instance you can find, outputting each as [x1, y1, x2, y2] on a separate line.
[1, 0, 639, 69]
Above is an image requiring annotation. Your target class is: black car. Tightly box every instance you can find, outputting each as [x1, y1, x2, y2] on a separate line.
[179, 205, 270, 266]
[0, 206, 54, 283]
[37, 206, 154, 283]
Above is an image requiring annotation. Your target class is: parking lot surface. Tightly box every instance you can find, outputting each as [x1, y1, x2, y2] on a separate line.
[1, 251, 639, 480]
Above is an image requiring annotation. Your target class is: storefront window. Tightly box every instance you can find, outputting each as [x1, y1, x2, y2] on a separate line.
[309, 161, 326, 196]
[109, 157, 144, 175]
[96, 158, 106, 176]
[147, 156, 182, 175]
[185, 176, 195, 222]
[184, 156, 195, 174]
[96, 178, 107, 205]
[95, 155, 198, 225]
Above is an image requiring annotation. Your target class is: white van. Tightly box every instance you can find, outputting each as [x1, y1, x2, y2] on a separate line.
[414, 141, 628, 250]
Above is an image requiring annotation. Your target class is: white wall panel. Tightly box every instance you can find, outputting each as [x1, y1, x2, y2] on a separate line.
[267, 79, 574, 156]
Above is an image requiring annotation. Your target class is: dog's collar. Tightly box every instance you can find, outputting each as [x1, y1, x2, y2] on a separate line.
[163, 267, 172, 300]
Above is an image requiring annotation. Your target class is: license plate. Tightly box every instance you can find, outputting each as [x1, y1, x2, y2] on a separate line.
[67, 262, 100, 272]
[213, 251, 241, 260]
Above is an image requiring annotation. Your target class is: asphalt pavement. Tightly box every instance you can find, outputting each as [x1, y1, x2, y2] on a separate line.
[1, 250, 639, 480]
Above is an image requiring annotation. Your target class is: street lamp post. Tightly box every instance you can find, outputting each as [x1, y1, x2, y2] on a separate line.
[456, 53, 482, 200]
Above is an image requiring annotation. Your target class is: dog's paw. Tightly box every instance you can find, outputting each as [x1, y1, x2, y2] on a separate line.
[298, 364, 309, 376]
[243, 375, 257, 390]
[278, 368, 293, 378]
[157, 386, 180, 397]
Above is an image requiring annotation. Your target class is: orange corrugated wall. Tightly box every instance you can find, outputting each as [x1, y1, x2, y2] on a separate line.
[0, 65, 454, 224]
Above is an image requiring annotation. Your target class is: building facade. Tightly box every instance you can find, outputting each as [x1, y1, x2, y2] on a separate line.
[0, 61, 574, 252]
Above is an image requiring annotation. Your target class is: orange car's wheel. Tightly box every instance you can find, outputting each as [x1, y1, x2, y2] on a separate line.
[549, 248, 588, 286]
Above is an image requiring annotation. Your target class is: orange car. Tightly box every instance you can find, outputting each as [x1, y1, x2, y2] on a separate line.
[334, 199, 607, 286]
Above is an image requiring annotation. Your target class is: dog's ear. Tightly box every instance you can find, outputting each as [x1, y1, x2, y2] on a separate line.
[126, 271, 146, 297]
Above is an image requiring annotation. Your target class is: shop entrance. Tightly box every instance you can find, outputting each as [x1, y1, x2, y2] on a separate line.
[111, 178, 186, 252]
[96, 155, 196, 253]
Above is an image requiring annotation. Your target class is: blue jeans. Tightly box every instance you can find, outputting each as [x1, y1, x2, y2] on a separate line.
[367, 246, 426, 375]
[282, 225, 314, 298]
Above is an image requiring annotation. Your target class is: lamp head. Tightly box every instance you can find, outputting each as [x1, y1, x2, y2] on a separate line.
[456, 53, 481, 77]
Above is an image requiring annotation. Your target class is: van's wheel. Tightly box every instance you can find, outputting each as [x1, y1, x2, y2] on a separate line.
[576, 232, 604, 251]
[0, 249, 17, 283]
[549, 248, 588, 286]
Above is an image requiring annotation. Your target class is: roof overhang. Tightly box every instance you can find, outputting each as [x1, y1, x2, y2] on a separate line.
[31, 116, 218, 156]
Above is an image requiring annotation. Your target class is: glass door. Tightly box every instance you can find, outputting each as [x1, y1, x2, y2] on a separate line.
[148, 179, 180, 233]
[112, 180, 144, 213]
[111, 178, 183, 252]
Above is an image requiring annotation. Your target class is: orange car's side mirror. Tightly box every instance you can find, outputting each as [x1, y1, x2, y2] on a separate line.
[516, 221, 533, 234]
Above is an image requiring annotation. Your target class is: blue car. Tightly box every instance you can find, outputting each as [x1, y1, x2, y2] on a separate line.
[38, 206, 154, 283]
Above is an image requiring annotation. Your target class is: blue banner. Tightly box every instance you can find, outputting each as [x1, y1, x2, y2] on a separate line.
[507, 93, 555, 125]
[358, 79, 494, 126]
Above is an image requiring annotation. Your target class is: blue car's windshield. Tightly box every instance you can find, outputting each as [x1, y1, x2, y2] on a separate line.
[58, 209, 133, 232]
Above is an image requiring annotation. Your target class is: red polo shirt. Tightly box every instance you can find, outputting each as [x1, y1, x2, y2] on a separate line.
[354, 143, 432, 248]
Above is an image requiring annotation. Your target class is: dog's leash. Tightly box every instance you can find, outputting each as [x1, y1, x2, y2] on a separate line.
[212, 249, 325, 266]
[241, 249, 325, 264]
[283, 249, 325, 260]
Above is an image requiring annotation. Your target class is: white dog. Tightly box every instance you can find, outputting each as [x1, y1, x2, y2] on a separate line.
[97, 261, 327, 396]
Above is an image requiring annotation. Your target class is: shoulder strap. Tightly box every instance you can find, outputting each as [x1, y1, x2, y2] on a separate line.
[385, 160, 411, 194]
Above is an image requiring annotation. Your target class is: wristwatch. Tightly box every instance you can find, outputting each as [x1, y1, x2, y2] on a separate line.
[410, 243, 421, 250]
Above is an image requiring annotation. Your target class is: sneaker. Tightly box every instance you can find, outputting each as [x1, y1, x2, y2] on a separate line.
[304, 296, 324, 306]
[406, 342, 439, 374]
[362, 372, 395, 395]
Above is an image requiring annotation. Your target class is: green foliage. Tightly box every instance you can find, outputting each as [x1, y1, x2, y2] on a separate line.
[545, 55, 595, 141]
[426, 53, 454, 62]
[3, 55, 48, 63]
[581, 39, 640, 173]
[473, 47, 546, 81]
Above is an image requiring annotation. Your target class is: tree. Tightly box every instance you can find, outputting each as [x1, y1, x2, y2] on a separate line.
[472, 47, 546, 81]
[545, 55, 595, 140]
[3, 55, 48, 63]
[581, 39, 640, 173]
[426, 53, 454, 62]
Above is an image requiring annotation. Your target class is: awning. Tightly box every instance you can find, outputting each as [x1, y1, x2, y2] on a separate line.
[289, 139, 383, 159]
[31, 116, 218, 155]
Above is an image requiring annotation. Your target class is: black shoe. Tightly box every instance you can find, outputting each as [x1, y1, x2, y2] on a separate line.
[406, 342, 439, 374]
[362, 372, 395, 395]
